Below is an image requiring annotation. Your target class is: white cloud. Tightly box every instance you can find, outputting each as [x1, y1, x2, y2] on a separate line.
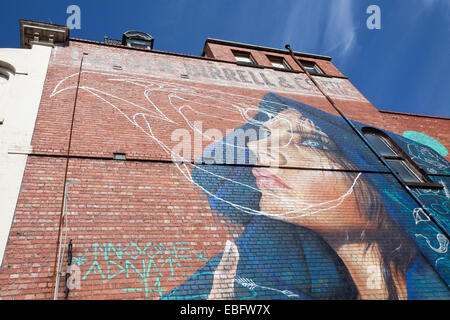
[321, 0, 356, 58]
[280, 0, 357, 58]
[281, 1, 325, 51]
[410, 0, 450, 22]
[423, 0, 440, 7]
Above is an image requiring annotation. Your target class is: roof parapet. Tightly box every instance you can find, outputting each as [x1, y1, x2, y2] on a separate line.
[20, 19, 70, 49]
[203, 38, 332, 61]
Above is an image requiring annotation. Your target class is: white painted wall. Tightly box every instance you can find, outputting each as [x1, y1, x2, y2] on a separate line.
[0, 44, 52, 265]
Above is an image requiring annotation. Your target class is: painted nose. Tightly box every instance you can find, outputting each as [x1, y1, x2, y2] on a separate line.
[247, 139, 287, 167]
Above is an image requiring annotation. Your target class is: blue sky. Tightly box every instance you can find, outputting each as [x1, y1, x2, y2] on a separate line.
[1, 0, 449, 117]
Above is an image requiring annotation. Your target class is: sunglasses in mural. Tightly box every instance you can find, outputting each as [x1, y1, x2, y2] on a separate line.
[52, 72, 449, 300]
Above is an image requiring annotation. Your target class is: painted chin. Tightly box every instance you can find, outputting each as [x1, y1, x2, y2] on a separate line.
[252, 168, 292, 190]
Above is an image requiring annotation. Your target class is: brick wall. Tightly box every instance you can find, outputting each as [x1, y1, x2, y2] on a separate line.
[203, 41, 346, 78]
[0, 39, 448, 300]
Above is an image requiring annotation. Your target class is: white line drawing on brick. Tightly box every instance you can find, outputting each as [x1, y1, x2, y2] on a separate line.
[51, 71, 362, 221]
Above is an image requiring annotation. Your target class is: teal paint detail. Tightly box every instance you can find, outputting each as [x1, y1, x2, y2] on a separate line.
[240, 287, 258, 300]
[162, 256, 181, 276]
[104, 243, 122, 261]
[107, 260, 125, 280]
[403, 131, 448, 156]
[417, 194, 449, 216]
[77, 241, 204, 299]
[83, 261, 105, 280]
[123, 242, 142, 260]
[383, 189, 411, 212]
[195, 251, 208, 263]
[73, 254, 86, 266]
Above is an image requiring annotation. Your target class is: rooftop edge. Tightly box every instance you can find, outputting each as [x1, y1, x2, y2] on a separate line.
[203, 38, 332, 61]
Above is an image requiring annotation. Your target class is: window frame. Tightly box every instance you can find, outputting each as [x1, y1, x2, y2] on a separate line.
[267, 55, 291, 70]
[232, 50, 257, 66]
[298, 59, 324, 75]
[126, 38, 152, 49]
[362, 127, 443, 189]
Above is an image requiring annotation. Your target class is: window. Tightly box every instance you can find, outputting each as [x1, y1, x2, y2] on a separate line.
[121, 31, 154, 50]
[126, 38, 152, 49]
[299, 60, 324, 75]
[363, 128, 441, 188]
[232, 50, 256, 65]
[364, 133, 398, 157]
[267, 56, 291, 70]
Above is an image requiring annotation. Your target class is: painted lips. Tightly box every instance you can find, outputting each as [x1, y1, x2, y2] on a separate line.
[252, 168, 292, 190]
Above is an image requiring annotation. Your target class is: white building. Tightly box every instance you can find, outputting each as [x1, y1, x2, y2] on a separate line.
[0, 20, 69, 264]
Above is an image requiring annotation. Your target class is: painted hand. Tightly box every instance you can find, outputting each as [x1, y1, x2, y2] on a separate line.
[207, 240, 239, 300]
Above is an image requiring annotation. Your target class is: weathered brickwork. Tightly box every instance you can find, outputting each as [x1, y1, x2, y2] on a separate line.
[203, 41, 346, 78]
[0, 157, 66, 299]
[0, 39, 448, 300]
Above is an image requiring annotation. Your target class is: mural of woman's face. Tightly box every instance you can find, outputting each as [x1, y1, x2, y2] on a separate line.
[247, 109, 369, 235]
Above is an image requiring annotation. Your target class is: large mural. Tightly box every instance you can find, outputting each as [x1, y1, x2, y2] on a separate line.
[162, 93, 450, 300]
[45, 45, 450, 300]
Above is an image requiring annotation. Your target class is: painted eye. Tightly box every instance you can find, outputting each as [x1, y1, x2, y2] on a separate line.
[259, 126, 271, 138]
[302, 139, 321, 148]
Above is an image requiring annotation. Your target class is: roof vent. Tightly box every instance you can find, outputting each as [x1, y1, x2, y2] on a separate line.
[121, 30, 154, 49]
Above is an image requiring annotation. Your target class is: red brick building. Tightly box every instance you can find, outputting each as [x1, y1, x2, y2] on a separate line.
[0, 20, 448, 300]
